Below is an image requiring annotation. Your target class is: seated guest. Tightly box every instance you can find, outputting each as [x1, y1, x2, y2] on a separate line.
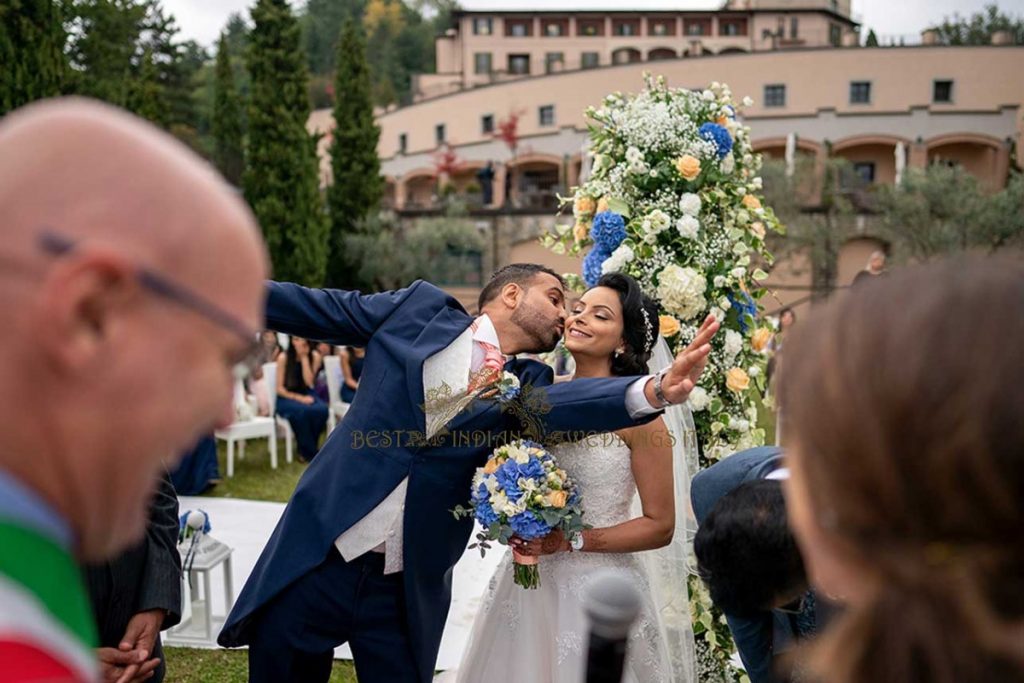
[693, 446, 827, 683]
[169, 436, 219, 495]
[246, 330, 285, 416]
[780, 256, 1024, 683]
[83, 473, 182, 683]
[313, 342, 335, 403]
[275, 336, 329, 462]
[339, 346, 365, 403]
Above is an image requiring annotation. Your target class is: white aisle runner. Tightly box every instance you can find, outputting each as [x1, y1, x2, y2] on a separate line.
[168, 496, 502, 671]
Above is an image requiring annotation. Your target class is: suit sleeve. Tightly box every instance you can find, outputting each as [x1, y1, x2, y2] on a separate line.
[516, 374, 660, 443]
[265, 280, 424, 346]
[724, 612, 778, 683]
[135, 472, 182, 629]
[691, 446, 784, 523]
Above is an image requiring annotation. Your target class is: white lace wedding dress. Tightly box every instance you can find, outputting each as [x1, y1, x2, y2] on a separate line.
[453, 432, 693, 683]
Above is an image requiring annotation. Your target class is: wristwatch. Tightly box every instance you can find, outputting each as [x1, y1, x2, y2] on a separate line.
[569, 531, 585, 552]
[652, 368, 673, 408]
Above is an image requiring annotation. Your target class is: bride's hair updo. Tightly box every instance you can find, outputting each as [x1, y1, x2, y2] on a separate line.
[592, 273, 661, 377]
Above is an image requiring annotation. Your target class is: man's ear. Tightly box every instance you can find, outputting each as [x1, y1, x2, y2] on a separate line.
[33, 251, 139, 373]
[499, 282, 523, 310]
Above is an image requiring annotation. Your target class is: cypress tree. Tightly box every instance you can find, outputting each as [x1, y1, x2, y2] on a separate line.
[865, 28, 880, 47]
[245, 0, 328, 286]
[0, 0, 66, 116]
[325, 17, 383, 287]
[212, 31, 245, 186]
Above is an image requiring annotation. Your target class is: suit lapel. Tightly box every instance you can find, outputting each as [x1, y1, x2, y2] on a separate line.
[403, 306, 473, 437]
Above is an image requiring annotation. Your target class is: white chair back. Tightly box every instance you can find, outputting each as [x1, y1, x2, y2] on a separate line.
[263, 361, 278, 416]
[324, 355, 342, 406]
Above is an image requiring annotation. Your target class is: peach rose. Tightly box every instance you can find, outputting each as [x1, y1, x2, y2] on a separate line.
[750, 221, 766, 239]
[675, 155, 702, 181]
[483, 458, 501, 474]
[716, 115, 729, 126]
[725, 367, 751, 393]
[751, 327, 773, 352]
[573, 221, 590, 243]
[741, 194, 762, 209]
[574, 195, 596, 216]
[659, 315, 681, 338]
[546, 490, 568, 508]
[596, 196, 610, 214]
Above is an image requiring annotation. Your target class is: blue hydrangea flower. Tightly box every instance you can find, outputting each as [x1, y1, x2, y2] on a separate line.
[699, 123, 733, 159]
[727, 290, 758, 332]
[495, 462, 524, 500]
[583, 247, 609, 287]
[590, 211, 627, 252]
[509, 509, 551, 540]
[474, 498, 500, 526]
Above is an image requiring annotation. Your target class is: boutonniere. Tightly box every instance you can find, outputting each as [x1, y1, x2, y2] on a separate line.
[494, 372, 521, 404]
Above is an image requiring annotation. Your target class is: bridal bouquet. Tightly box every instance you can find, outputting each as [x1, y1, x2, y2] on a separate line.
[453, 439, 585, 589]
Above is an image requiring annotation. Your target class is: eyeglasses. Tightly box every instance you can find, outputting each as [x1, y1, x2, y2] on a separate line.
[39, 230, 262, 377]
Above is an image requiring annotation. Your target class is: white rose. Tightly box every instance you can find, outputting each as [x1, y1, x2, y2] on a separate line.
[713, 275, 727, 288]
[742, 96, 754, 107]
[626, 146, 643, 163]
[688, 386, 711, 412]
[748, 366, 761, 378]
[751, 177, 763, 189]
[731, 266, 746, 280]
[731, 418, 751, 433]
[678, 192, 702, 217]
[742, 154, 754, 165]
[601, 244, 635, 274]
[718, 296, 732, 310]
[702, 89, 715, 101]
[720, 153, 735, 174]
[723, 329, 743, 361]
[676, 215, 700, 240]
[711, 307, 725, 321]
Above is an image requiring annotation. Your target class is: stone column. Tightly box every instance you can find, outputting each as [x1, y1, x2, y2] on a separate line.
[908, 139, 928, 169]
[492, 163, 508, 208]
[394, 177, 408, 211]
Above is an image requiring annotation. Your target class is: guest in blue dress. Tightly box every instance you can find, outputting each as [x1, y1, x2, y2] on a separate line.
[274, 337, 329, 463]
[169, 435, 219, 495]
[339, 346, 365, 403]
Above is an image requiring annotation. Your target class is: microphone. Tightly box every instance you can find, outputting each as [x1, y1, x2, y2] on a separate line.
[583, 569, 642, 683]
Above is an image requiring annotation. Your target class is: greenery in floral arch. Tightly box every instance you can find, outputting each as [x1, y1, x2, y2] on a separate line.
[543, 74, 783, 681]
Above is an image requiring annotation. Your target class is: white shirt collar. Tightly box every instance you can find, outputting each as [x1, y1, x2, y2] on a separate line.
[472, 314, 504, 357]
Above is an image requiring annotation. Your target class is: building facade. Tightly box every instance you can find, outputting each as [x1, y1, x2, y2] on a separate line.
[307, 7, 1023, 312]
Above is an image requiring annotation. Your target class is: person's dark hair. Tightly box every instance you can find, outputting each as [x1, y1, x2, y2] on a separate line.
[283, 338, 315, 393]
[779, 307, 795, 323]
[694, 480, 807, 617]
[592, 273, 660, 377]
[780, 255, 1024, 683]
[478, 263, 564, 311]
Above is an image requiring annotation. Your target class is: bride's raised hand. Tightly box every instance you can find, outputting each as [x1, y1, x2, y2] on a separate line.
[509, 530, 568, 556]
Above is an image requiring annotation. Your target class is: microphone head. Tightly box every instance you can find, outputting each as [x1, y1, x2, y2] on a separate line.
[583, 569, 643, 640]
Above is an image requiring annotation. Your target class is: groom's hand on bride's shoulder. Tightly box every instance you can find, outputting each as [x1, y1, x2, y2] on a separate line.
[646, 314, 719, 407]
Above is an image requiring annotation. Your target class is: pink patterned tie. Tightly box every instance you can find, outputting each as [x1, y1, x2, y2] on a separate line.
[468, 320, 505, 393]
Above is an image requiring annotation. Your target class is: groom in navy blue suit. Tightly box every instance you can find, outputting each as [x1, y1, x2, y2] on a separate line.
[219, 264, 718, 682]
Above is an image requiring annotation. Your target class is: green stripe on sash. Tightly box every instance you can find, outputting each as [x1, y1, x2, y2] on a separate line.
[0, 521, 97, 647]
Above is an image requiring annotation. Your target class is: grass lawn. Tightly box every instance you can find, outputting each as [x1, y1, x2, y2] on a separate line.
[202, 437, 311, 503]
[164, 646, 357, 682]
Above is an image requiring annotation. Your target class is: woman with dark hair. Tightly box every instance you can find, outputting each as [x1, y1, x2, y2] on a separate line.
[275, 337, 329, 462]
[455, 273, 696, 683]
[780, 256, 1024, 683]
[339, 346, 365, 403]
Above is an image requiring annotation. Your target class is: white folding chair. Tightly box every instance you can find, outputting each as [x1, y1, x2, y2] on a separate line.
[264, 361, 295, 464]
[214, 374, 277, 478]
[323, 355, 350, 432]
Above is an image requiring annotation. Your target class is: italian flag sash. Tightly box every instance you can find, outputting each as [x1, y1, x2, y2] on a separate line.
[0, 521, 97, 682]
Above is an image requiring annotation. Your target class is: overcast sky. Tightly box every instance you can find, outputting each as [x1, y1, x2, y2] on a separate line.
[162, 0, 1024, 49]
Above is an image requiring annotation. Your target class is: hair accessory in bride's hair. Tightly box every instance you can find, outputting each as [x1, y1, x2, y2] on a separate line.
[639, 305, 654, 354]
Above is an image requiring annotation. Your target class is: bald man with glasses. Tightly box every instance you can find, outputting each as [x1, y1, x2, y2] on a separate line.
[0, 99, 267, 682]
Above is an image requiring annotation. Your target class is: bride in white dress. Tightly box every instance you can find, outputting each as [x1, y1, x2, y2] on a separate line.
[454, 273, 697, 683]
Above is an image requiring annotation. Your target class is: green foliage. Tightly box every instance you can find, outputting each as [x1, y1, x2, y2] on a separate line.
[326, 17, 383, 287]
[0, 0, 66, 116]
[343, 206, 485, 291]
[300, 0, 366, 74]
[931, 3, 1023, 45]
[875, 166, 1024, 259]
[244, 0, 328, 286]
[164, 645, 357, 682]
[212, 31, 245, 185]
[864, 28, 879, 47]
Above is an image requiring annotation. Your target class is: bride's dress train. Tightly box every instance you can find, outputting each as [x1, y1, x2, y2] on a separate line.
[453, 433, 694, 683]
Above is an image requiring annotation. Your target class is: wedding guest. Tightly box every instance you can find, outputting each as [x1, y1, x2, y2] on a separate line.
[693, 446, 829, 683]
[83, 473, 181, 683]
[780, 256, 1024, 683]
[339, 346, 365, 403]
[851, 249, 887, 286]
[246, 331, 284, 416]
[170, 436, 220, 495]
[276, 337, 329, 462]
[313, 342, 336, 403]
[0, 99, 266, 681]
